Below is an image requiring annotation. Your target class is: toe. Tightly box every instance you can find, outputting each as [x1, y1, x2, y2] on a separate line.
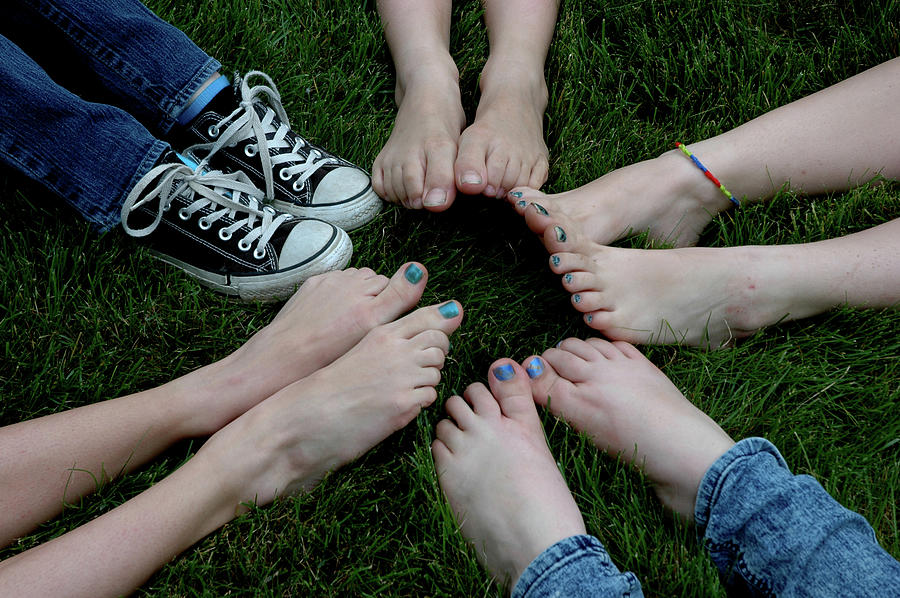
[542, 343, 592, 382]
[523, 202, 556, 236]
[422, 139, 459, 212]
[368, 262, 428, 325]
[463, 382, 502, 417]
[402, 159, 427, 210]
[527, 157, 549, 189]
[486, 359, 539, 421]
[390, 300, 464, 339]
[483, 151, 510, 198]
[571, 291, 604, 313]
[520, 354, 575, 413]
[444, 394, 477, 430]
[454, 132, 488, 196]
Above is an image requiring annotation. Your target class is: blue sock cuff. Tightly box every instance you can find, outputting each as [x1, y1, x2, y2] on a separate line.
[176, 75, 230, 126]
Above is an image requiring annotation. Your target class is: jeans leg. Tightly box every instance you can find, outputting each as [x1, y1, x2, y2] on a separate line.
[695, 437, 900, 597]
[0, 35, 167, 231]
[5, 0, 221, 135]
[512, 535, 644, 598]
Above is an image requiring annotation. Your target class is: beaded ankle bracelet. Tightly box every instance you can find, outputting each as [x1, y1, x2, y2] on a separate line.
[675, 142, 740, 207]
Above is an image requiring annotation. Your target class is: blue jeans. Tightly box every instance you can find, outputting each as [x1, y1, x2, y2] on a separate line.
[0, 0, 220, 231]
[513, 438, 900, 597]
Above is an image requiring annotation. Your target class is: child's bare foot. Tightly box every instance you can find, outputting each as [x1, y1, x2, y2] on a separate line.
[508, 149, 735, 247]
[200, 299, 464, 506]
[372, 57, 465, 211]
[521, 340, 735, 519]
[541, 224, 839, 348]
[454, 59, 550, 199]
[189, 262, 429, 434]
[432, 359, 586, 588]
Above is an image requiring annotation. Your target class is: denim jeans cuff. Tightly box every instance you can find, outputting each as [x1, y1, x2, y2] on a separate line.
[694, 437, 789, 533]
[512, 534, 641, 598]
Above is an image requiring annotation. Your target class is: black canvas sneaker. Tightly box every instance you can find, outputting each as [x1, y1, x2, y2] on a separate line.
[173, 71, 381, 231]
[121, 153, 352, 302]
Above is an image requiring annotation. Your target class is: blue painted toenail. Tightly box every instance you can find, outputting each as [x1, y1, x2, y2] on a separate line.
[404, 264, 423, 284]
[510, 191, 523, 198]
[551, 255, 560, 267]
[565, 273, 573, 284]
[525, 357, 544, 379]
[493, 364, 515, 381]
[516, 200, 527, 208]
[554, 226, 567, 242]
[439, 301, 459, 319]
[586, 314, 593, 323]
[573, 294, 581, 304]
[532, 203, 549, 216]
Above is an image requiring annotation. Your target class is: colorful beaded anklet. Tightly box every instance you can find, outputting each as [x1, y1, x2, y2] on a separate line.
[675, 142, 741, 207]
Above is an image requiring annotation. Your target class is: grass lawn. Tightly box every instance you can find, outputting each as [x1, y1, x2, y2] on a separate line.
[1, 0, 898, 595]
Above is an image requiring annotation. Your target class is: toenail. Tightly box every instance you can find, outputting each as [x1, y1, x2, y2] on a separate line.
[532, 203, 549, 216]
[525, 357, 544, 379]
[510, 191, 524, 199]
[516, 200, 527, 208]
[573, 294, 581, 304]
[423, 188, 447, 207]
[485, 185, 497, 196]
[586, 314, 593, 323]
[404, 264, 424, 284]
[493, 364, 515, 381]
[564, 273, 573, 284]
[461, 172, 482, 185]
[439, 301, 459, 319]
[554, 226, 567, 242]
[551, 255, 560, 267]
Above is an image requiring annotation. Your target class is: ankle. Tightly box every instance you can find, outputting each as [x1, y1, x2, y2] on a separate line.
[479, 56, 548, 105]
[394, 53, 460, 104]
[655, 149, 736, 218]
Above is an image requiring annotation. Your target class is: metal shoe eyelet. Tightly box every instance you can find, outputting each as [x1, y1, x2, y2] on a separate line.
[207, 124, 220, 138]
[292, 180, 303, 192]
[178, 208, 191, 220]
[253, 247, 266, 260]
[198, 217, 212, 230]
[263, 205, 277, 215]
[162, 201, 171, 212]
[244, 144, 258, 157]
[279, 168, 292, 181]
[238, 239, 252, 251]
[218, 228, 232, 241]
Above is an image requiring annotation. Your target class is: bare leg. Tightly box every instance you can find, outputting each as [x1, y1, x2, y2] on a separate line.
[373, 0, 464, 211]
[538, 219, 900, 347]
[0, 262, 428, 544]
[521, 339, 735, 518]
[509, 57, 900, 247]
[0, 300, 463, 598]
[432, 359, 586, 589]
[454, 0, 558, 199]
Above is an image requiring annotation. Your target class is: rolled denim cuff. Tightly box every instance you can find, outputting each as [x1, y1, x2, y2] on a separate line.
[513, 534, 643, 598]
[694, 437, 787, 533]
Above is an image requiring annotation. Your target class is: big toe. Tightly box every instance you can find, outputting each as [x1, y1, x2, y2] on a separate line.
[389, 299, 464, 339]
[520, 354, 575, 414]
[422, 141, 458, 212]
[454, 133, 488, 196]
[486, 359, 542, 423]
[370, 262, 429, 324]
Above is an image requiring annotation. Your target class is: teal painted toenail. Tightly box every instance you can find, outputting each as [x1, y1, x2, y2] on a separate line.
[493, 364, 515, 381]
[510, 191, 523, 198]
[525, 357, 544, 379]
[551, 255, 560, 267]
[573, 294, 581, 304]
[517, 200, 527, 208]
[404, 264, 423, 284]
[532, 203, 549, 216]
[565, 273, 573, 284]
[439, 302, 459, 319]
[555, 226, 567, 242]
[586, 314, 593, 323]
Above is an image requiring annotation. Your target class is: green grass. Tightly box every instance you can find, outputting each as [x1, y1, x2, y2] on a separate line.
[2, 0, 899, 595]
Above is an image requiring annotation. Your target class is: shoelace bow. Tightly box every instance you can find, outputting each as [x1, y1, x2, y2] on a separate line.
[194, 70, 337, 200]
[121, 163, 291, 257]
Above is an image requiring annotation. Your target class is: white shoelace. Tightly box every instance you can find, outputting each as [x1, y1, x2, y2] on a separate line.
[121, 162, 291, 258]
[190, 71, 338, 200]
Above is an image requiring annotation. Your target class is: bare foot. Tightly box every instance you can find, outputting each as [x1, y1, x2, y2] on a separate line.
[187, 262, 429, 434]
[454, 58, 550, 199]
[508, 149, 735, 247]
[432, 359, 586, 589]
[200, 299, 464, 506]
[521, 339, 735, 519]
[372, 57, 465, 211]
[541, 224, 837, 348]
